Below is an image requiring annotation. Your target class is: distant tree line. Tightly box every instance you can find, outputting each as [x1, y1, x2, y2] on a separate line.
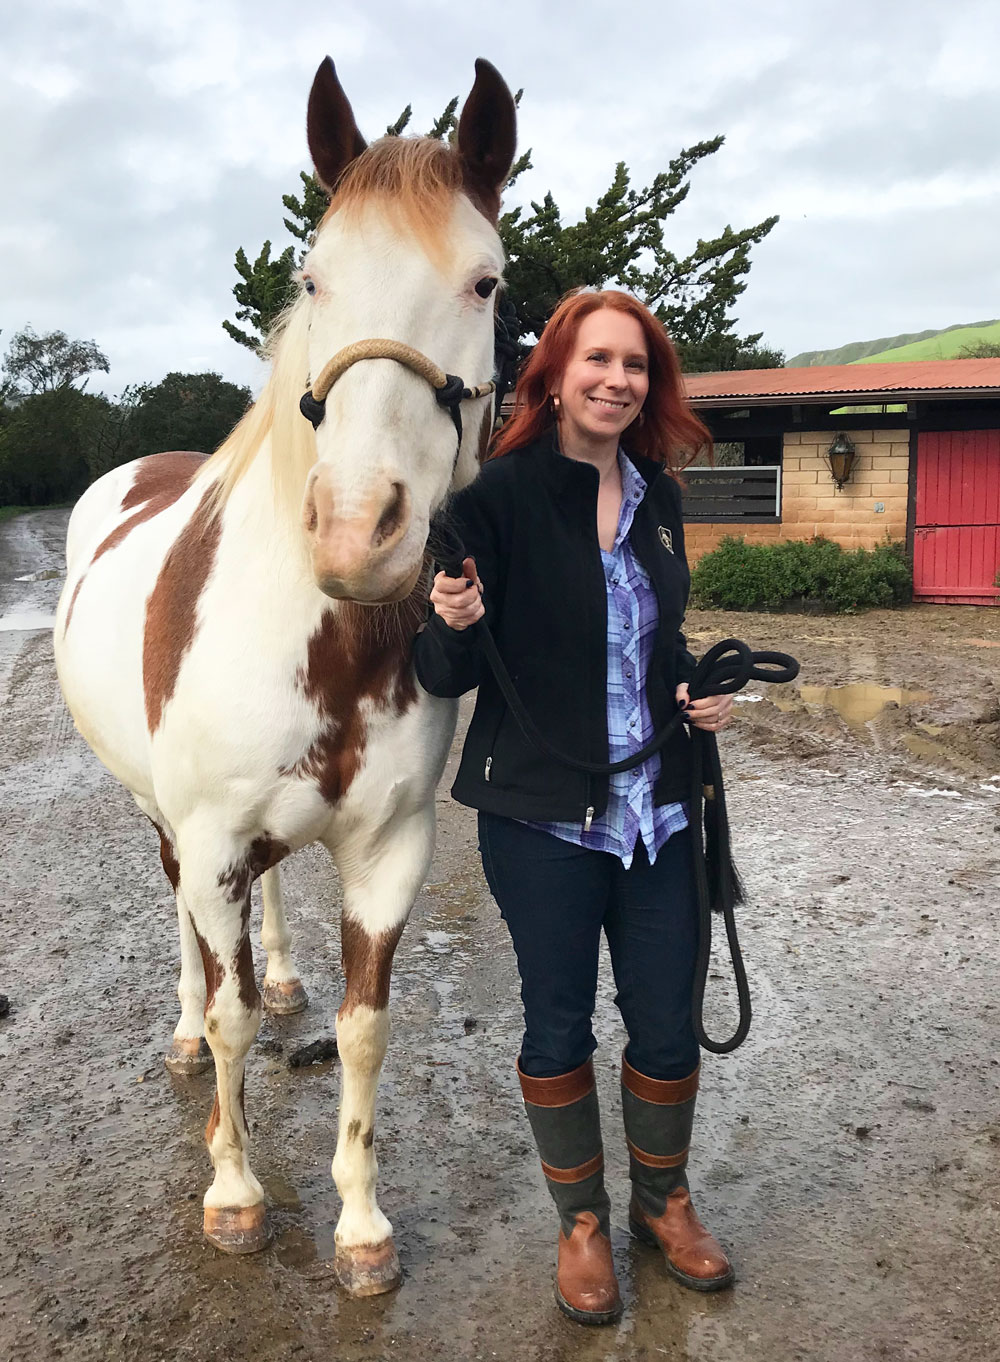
[0, 327, 251, 507]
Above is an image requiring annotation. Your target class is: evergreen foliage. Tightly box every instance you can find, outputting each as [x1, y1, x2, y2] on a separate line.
[689, 535, 912, 613]
[222, 90, 780, 372]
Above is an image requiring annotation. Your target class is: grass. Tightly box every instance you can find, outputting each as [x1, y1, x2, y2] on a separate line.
[856, 320, 1000, 364]
[0, 503, 72, 524]
[0, 505, 37, 524]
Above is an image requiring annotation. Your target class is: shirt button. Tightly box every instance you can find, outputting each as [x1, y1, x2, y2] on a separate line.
[625, 671, 632, 679]
[623, 622, 630, 630]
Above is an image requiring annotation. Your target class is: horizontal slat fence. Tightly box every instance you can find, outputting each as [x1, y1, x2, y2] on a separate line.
[681, 466, 781, 522]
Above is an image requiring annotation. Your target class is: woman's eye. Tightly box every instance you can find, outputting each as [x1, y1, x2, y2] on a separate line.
[475, 277, 499, 298]
[303, 278, 317, 296]
[588, 352, 607, 363]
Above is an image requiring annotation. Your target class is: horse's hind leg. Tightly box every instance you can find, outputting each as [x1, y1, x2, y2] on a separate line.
[260, 866, 309, 1015]
[166, 888, 213, 1074]
[328, 806, 434, 1296]
[140, 809, 212, 1075]
[181, 838, 270, 1253]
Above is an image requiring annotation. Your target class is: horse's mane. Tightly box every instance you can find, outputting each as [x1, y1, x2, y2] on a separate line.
[201, 136, 465, 517]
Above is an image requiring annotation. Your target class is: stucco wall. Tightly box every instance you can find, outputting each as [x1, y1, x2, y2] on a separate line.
[683, 429, 911, 564]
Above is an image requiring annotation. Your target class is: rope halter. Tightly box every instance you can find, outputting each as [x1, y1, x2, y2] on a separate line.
[299, 338, 496, 454]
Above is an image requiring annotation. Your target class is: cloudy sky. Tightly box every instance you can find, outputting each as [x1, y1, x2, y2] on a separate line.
[3, 0, 999, 398]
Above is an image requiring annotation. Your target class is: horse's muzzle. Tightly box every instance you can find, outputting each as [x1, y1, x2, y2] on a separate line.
[303, 467, 418, 602]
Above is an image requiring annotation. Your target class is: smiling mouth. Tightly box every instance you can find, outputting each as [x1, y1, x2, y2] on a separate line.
[588, 396, 629, 411]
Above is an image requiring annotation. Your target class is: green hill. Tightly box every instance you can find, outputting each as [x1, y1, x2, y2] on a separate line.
[788, 319, 1000, 368]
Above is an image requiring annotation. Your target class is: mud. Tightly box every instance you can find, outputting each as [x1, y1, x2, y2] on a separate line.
[1, 509, 998, 1362]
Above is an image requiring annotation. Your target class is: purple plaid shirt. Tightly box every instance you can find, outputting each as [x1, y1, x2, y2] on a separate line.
[527, 452, 688, 867]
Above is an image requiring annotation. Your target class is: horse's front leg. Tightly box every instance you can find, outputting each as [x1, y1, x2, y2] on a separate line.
[180, 836, 270, 1254]
[260, 865, 309, 1015]
[329, 805, 434, 1296]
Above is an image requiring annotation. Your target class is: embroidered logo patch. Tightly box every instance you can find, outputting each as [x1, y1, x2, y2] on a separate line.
[658, 526, 674, 552]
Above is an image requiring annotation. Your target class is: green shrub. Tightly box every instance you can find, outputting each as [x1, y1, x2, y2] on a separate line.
[689, 535, 912, 613]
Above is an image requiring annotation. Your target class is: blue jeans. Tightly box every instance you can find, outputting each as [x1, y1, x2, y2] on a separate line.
[477, 813, 700, 1082]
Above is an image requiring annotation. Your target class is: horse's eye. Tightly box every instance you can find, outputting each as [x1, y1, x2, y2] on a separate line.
[303, 277, 317, 296]
[475, 277, 499, 299]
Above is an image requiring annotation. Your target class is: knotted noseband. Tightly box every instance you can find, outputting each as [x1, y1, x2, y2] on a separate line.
[299, 338, 496, 456]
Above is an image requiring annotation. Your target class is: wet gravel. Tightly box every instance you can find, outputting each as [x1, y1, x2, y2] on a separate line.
[1, 509, 998, 1362]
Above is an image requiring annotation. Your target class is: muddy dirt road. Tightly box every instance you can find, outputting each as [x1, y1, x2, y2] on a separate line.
[2, 509, 999, 1362]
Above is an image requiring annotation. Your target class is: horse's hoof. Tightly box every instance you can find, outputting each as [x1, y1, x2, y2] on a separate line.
[334, 1239, 401, 1296]
[261, 978, 309, 1015]
[165, 1037, 213, 1076]
[204, 1203, 272, 1254]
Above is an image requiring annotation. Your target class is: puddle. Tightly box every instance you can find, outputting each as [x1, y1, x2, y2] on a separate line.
[13, 568, 63, 583]
[0, 611, 56, 632]
[902, 732, 984, 775]
[775, 683, 932, 728]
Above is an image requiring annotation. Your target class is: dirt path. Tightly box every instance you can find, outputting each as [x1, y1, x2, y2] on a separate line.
[1, 510, 998, 1362]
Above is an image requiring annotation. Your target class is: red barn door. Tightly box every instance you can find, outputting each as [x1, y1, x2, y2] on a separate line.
[913, 431, 1000, 605]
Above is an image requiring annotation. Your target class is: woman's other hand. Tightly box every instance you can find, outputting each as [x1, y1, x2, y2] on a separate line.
[676, 682, 734, 732]
[430, 556, 485, 632]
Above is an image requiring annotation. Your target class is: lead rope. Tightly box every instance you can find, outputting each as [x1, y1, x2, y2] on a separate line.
[428, 516, 799, 1054]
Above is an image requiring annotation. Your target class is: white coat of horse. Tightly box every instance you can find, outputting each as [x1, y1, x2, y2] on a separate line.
[54, 56, 515, 1295]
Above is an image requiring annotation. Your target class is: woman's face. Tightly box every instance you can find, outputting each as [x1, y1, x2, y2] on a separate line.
[552, 309, 650, 448]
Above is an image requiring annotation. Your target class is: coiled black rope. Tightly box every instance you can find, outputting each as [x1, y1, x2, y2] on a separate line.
[428, 516, 800, 1054]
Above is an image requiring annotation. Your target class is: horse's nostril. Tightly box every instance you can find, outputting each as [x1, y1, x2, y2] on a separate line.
[374, 483, 406, 547]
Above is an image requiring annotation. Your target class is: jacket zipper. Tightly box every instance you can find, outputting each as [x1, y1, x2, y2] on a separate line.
[484, 756, 492, 782]
[583, 805, 594, 832]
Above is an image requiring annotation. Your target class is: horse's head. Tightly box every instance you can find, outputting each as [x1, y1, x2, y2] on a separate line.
[298, 57, 516, 604]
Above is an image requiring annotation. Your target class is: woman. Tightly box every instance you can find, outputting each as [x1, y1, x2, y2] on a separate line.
[413, 289, 735, 1325]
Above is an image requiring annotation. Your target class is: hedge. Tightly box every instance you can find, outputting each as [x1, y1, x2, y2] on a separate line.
[689, 535, 912, 613]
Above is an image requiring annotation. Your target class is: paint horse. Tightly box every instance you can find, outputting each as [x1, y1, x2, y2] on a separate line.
[54, 57, 516, 1294]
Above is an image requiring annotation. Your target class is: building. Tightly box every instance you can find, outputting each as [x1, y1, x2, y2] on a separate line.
[683, 359, 1000, 606]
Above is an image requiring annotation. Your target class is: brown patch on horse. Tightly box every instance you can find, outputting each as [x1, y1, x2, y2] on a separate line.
[217, 835, 289, 905]
[233, 930, 259, 1014]
[65, 455, 204, 635]
[339, 914, 406, 1015]
[62, 576, 86, 634]
[190, 915, 225, 1011]
[283, 592, 422, 805]
[362, 1127, 374, 1149]
[347, 1119, 361, 1142]
[150, 820, 181, 891]
[143, 486, 222, 733]
[206, 1092, 221, 1145]
[122, 452, 207, 511]
[89, 452, 206, 571]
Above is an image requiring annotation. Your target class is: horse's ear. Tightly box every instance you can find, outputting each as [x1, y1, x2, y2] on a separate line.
[456, 58, 517, 222]
[307, 57, 367, 192]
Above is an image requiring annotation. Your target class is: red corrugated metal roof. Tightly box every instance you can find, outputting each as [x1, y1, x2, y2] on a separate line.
[683, 358, 1000, 407]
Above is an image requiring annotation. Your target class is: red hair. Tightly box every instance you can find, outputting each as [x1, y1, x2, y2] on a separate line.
[491, 289, 711, 473]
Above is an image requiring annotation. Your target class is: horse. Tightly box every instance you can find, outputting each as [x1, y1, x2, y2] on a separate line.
[53, 56, 516, 1296]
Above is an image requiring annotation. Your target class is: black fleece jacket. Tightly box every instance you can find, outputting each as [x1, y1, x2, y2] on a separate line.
[413, 433, 697, 823]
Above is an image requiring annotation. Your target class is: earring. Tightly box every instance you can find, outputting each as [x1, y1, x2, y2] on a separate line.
[550, 394, 561, 412]
[638, 410, 645, 426]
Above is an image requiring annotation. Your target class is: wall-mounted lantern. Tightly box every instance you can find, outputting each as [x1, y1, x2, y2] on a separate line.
[825, 432, 857, 490]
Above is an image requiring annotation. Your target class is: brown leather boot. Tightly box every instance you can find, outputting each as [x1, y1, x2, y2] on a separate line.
[518, 1058, 623, 1325]
[621, 1052, 734, 1292]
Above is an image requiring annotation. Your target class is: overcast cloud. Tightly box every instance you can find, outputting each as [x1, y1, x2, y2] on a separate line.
[2, 0, 998, 397]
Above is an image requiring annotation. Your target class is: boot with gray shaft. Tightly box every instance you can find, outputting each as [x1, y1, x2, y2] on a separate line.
[621, 1052, 734, 1291]
[517, 1057, 623, 1325]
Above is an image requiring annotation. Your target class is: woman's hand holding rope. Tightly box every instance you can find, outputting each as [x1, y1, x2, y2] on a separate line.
[430, 556, 484, 631]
